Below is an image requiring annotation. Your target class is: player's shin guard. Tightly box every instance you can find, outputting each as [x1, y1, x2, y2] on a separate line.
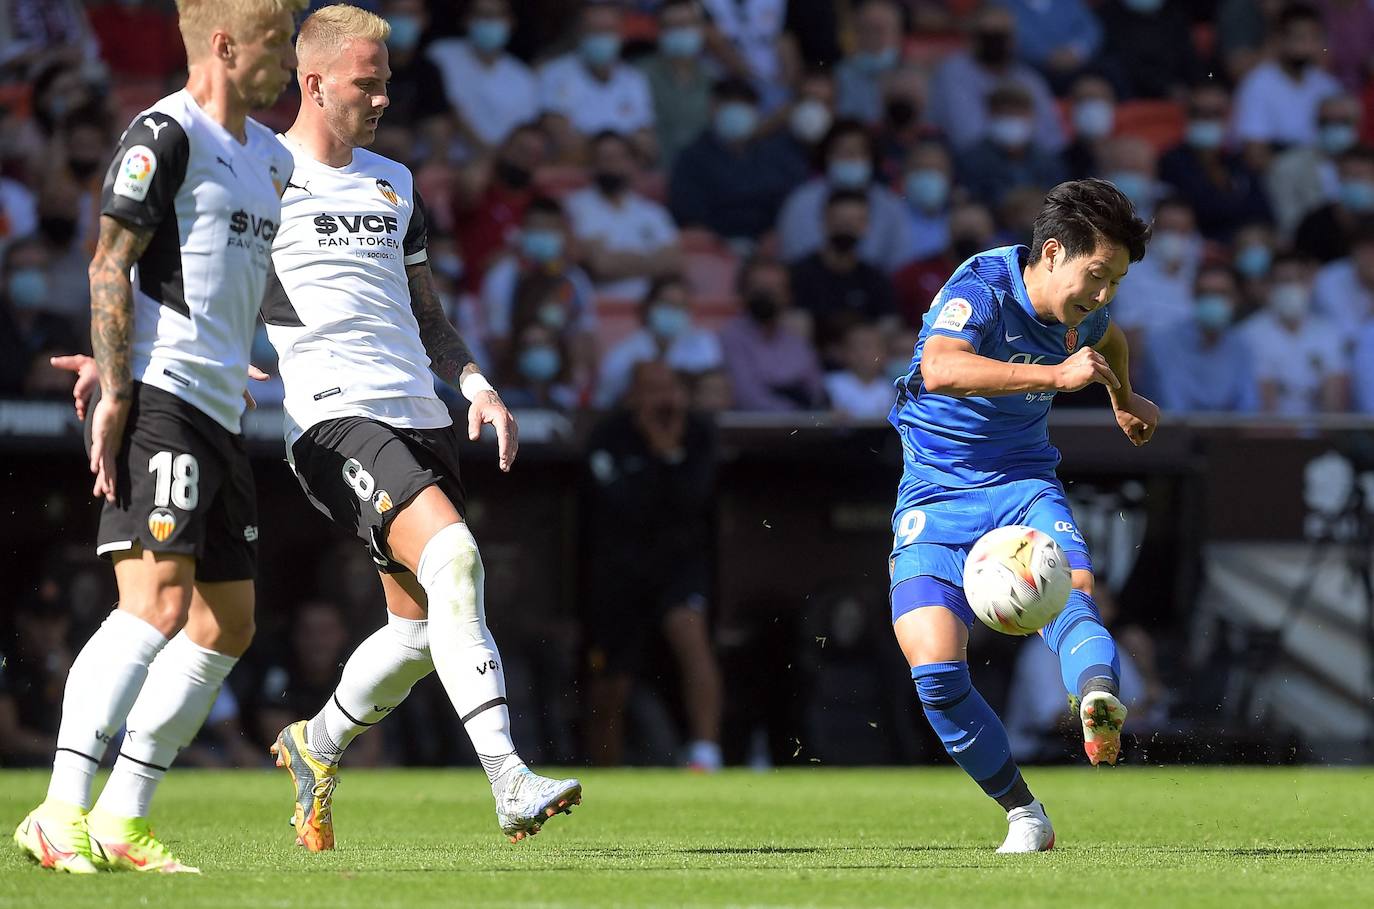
[307, 612, 434, 764]
[48, 610, 169, 809]
[95, 633, 237, 819]
[1041, 590, 1121, 696]
[913, 662, 1033, 811]
[417, 523, 525, 788]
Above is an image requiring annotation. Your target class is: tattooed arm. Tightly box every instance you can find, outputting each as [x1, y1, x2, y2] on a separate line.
[87, 214, 153, 501]
[406, 261, 520, 471]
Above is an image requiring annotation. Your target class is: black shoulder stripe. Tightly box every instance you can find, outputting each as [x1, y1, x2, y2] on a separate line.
[260, 264, 303, 327]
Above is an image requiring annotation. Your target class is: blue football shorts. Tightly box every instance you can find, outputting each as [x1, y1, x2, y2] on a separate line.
[888, 475, 1092, 628]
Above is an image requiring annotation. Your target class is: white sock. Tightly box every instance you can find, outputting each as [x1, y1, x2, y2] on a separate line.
[416, 523, 523, 789]
[306, 611, 434, 765]
[47, 610, 168, 809]
[94, 633, 237, 819]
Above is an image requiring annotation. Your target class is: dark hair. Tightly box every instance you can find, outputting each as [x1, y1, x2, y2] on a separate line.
[1194, 261, 1239, 290]
[735, 254, 785, 294]
[986, 82, 1032, 112]
[590, 129, 635, 158]
[712, 76, 759, 104]
[1278, 2, 1322, 29]
[1028, 179, 1151, 265]
[1271, 249, 1316, 271]
[1338, 145, 1374, 168]
[525, 196, 563, 219]
[825, 187, 869, 211]
[818, 117, 872, 163]
[657, 0, 699, 14]
[641, 273, 687, 309]
[1351, 217, 1374, 248]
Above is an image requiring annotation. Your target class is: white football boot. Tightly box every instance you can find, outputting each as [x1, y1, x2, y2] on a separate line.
[997, 799, 1055, 853]
[495, 768, 582, 843]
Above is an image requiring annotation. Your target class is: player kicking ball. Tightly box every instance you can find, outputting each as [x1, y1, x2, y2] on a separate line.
[54, 4, 578, 852]
[13, 0, 304, 874]
[887, 179, 1157, 852]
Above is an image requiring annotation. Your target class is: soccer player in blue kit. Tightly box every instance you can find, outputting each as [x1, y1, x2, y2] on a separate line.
[887, 179, 1159, 852]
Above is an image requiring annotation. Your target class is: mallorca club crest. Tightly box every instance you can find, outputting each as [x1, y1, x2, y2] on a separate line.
[148, 508, 177, 543]
[1064, 327, 1079, 353]
[376, 178, 399, 205]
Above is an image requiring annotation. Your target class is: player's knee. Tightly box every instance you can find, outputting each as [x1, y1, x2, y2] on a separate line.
[126, 588, 193, 638]
[912, 661, 971, 708]
[416, 522, 486, 636]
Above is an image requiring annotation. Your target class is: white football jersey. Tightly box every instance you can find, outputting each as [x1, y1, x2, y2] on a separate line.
[263, 140, 450, 449]
[100, 89, 292, 433]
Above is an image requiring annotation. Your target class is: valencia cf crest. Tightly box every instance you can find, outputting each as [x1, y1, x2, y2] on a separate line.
[148, 508, 177, 543]
[1065, 327, 1079, 352]
[373, 489, 394, 514]
[376, 178, 399, 205]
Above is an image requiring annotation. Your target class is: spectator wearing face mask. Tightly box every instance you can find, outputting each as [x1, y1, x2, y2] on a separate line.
[1231, 2, 1342, 156]
[891, 201, 998, 329]
[1063, 75, 1117, 181]
[834, 0, 906, 126]
[1268, 94, 1364, 239]
[718, 256, 824, 411]
[927, 4, 1065, 154]
[1142, 264, 1259, 413]
[639, 0, 714, 168]
[1295, 146, 1374, 263]
[874, 65, 942, 184]
[1312, 219, 1374, 337]
[824, 322, 898, 419]
[1158, 83, 1271, 242]
[480, 197, 597, 383]
[790, 190, 897, 364]
[426, 0, 539, 154]
[373, 0, 449, 140]
[899, 141, 954, 262]
[1109, 197, 1203, 346]
[537, 2, 655, 156]
[1101, 135, 1163, 220]
[1231, 221, 1279, 315]
[670, 78, 809, 242]
[777, 119, 912, 272]
[0, 237, 80, 394]
[783, 69, 839, 166]
[996, 0, 1103, 96]
[566, 131, 682, 300]
[596, 275, 724, 408]
[955, 84, 1066, 211]
[1096, 0, 1201, 100]
[500, 322, 579, 411]
[1241, 252, 1350, 415]
[453, 123, 550, 293]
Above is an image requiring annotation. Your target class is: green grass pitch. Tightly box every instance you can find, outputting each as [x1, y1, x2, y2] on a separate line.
[3, 767, 1373, 908]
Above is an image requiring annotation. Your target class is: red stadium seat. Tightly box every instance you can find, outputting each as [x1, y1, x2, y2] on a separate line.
[1114, 99, 1187, 153]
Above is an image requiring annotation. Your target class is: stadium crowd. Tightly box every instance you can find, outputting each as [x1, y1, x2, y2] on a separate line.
[3, 0, 1374, 417]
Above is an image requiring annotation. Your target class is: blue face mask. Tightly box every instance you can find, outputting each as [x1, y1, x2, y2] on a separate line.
[1319, 123, 1358, 156]
[853, 46, 898, 74]
[518, 345, 561, 383]
[1072, 99, 1114, 140]
[1235, 244, 1271, 278]
[648, 304, 690, 339]
[1186, 119, 1225, 150]
[6, 268, 48, 311]
[714, 102, 758, 142]
[469, 18, 510, 52]
[828, 158, 872, 188]
[904, 169, 949, 212]
[1340, 178, 1374, 213]
[1107, 171, 1152, 210]
[1194, 294, 1234, 331]
[386, 14, 423, 52]
[1123, 0, 1165, 13]
[660, 26, 703, 58]
[521, 229, 563, 263]
[581, 32, 622, 67]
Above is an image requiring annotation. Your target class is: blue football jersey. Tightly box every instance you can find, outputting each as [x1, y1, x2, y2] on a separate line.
[888, 245, 1111, 489]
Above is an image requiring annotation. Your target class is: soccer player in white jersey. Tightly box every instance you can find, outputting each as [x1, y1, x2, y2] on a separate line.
[260, 4, 581, 849]
[12, 0, 306, 875]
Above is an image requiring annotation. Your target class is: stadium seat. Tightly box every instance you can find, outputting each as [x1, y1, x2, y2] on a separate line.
[1114, 99, 1186, 153]
[0, 83, 32, 119]
[679, 229, 740, 300]
[533, 165, 590, 199]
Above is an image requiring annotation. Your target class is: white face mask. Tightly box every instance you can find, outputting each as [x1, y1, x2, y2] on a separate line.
[988, 116, 1033, 149]
[1269, 282, 1310, 321]
[789, 99, 832, 144]
[1072, 99, 1114, 140]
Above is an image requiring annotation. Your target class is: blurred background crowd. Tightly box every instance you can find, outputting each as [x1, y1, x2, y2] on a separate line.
[3, 0, 1374, 417]
[2, 0, 1372, 771]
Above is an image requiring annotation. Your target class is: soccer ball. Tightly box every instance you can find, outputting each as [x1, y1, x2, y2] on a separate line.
[963, 525, 1071, 635]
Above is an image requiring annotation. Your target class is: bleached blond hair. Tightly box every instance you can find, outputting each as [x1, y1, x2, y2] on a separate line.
[176, 0, 308, 61]
[296, 4, 391, 66]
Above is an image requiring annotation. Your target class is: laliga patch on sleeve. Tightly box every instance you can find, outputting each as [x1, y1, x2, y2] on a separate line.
[933, 297, 973, 331]
[113, 145, 158, 202]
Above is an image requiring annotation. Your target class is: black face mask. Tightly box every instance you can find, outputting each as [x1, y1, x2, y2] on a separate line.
[828, 231, 861, 254]
[1280, 53, 1313, 71]
[974, 32, 1011, 66]
[885, 98, 918, 129]
[746, 291, 780, 323]
[495, 159, 532, 190]
[40, 216, 77, 248]
[593, 172, 627, 196]
[68, 158, 101, 181]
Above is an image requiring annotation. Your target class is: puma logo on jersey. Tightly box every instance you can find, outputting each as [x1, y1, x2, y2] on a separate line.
[285, 179, 312, 195]
[215, 155, 236, 176]
[142, 117, 168, 139]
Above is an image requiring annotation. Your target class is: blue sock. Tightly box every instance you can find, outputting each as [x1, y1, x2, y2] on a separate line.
[913, 661, 1029, 807]
[1041, 589, 1120, 696]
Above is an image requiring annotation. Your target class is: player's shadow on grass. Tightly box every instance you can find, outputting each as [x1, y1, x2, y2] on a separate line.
[1170, 846, 1374, 857]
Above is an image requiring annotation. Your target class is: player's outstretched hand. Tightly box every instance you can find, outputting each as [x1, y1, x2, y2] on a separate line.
[1053, 346, 1119, 393]
[1114, 391, 1159, 447]
[244, 364, 270, 410]
[49, 354, 100, 421]
[89, 394, 131, 502]
[468, 391, 519, 472]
